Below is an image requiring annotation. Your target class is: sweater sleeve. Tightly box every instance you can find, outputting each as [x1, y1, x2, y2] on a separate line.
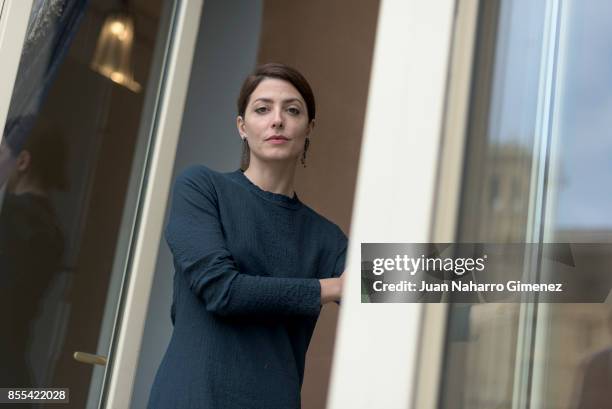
[331, 233, 348, 305]
[331, 231, 348, 278]
[165, 167, 322, 317]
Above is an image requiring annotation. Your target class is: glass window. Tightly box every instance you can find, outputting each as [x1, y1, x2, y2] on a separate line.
[0, 0, 170, 406]
[531, 0, 612, 407]
[439, 0, 612, 408]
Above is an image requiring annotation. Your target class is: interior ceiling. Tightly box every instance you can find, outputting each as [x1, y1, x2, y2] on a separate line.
[90, 0, 163, 19]
[130, 0, 163, 19]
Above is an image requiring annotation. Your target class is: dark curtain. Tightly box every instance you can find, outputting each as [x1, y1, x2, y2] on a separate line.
[3, 0, 90, 153]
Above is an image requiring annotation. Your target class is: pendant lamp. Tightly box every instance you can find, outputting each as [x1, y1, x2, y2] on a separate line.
[90, 3, 141, 92]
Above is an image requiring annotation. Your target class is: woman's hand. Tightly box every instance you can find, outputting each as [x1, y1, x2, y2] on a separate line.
[319, 271, 345, 305]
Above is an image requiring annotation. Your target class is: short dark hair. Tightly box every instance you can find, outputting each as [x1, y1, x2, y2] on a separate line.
[237, 63, 316, 121]
[237, 63, 316, 170]
[4, 117, 69, 192]
[22, 121, 69, 192]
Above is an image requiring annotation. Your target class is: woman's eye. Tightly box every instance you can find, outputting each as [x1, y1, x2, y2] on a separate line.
[254, 106, 268, 114]
[287, 107, 300, 115]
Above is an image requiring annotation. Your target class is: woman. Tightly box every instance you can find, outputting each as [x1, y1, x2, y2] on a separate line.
[148, 63, 347, 409]
[0, 117, 65, 396]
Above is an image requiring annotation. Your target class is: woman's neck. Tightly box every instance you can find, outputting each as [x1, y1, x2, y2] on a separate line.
[9, 175, 48, 197]
[243, 160, 297, 198]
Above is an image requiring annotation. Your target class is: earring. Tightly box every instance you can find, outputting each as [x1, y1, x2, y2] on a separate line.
[301, 137, 310, 168]
[241, 137, 249, 168]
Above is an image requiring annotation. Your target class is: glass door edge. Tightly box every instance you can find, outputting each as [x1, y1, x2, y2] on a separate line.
[510, 0, 562, 408]
[102, 0, 204, 407]
[415, 0, 481, 408]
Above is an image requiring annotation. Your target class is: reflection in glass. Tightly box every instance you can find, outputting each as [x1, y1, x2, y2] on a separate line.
[440, 1, 547, 408]
[535, 0, 612, 408]
[440, 0, 612, 407]
[91, 10, 141, 92]
[0, 0, 167, 407]
[0, 118, 67, 390]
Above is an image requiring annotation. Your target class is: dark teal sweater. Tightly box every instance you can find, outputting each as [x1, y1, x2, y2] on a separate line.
[148, 165, 347, 409]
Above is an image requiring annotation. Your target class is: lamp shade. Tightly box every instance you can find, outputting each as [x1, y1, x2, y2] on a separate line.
[90, 11, 141, 92]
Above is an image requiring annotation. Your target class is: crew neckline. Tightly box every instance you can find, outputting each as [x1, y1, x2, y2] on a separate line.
[231, 169, 303, 210]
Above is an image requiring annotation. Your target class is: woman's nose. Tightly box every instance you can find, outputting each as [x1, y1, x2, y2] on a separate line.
[271, 109, 284, 128]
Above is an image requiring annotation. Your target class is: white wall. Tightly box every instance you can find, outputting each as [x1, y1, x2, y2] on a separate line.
[129, 1, 262, 407]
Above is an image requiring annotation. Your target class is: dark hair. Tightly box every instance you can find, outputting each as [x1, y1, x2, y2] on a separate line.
[17, 120, 69, 192]
[4, 115, 36, 154]
[237, 63, 316, 170]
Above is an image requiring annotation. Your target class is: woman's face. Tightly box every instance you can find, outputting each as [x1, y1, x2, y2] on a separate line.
[237, 78, 313, 166]
[0, 141, 17, 189]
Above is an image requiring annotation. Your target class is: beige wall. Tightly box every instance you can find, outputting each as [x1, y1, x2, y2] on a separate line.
[257, 1, 379, 407]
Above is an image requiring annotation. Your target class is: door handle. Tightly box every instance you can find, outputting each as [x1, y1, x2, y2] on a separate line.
[73, 351, 107, 366]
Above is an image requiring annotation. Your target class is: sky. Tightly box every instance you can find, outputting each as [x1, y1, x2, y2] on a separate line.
[486, 0, 612, 230]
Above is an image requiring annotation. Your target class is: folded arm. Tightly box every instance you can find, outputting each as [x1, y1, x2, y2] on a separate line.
[166, 169, 340, 317]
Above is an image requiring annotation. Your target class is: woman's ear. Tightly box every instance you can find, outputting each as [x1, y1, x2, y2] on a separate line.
[236, 116, 246, 139]
[16, 150, 31, 172]
[307, 119, 315, 136]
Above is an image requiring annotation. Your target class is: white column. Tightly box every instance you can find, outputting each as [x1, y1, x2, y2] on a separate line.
[327, 1, 456, 408]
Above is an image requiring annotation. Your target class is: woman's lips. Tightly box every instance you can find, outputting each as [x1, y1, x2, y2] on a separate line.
[267, 136, 289, 144]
